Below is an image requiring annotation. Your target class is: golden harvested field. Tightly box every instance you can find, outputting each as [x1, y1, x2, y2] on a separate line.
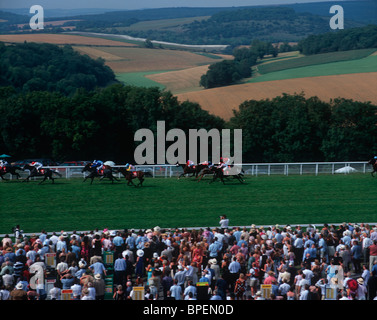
[176, 72, 377, 120]
[145, 65, 210, 93]
[0, 34, 136, 46]
[95, 47, 223, 73]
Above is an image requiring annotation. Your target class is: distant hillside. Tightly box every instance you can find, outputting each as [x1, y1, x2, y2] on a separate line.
[286, 0, 377, 24]
[66, 6, 365, 47]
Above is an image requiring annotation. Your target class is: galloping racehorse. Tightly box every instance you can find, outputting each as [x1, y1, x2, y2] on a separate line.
[22, 164, 62, 184]
[82, 163, 119, 185]
[0, 165, 23, 180]
[176, 163, 208, 179]
[368, 158, 377, 177]
[210, 166, 245, 185]
[115, 167, 145, 187]
[197, 165, 217, 182]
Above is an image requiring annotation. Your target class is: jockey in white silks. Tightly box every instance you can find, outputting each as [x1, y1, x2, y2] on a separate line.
[31, 161, 43, 172]
[218, 157, 231, 174]
[0, 160, 8, 170]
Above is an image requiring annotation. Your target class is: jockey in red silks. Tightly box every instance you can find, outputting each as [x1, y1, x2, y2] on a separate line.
[186, 160, 195, 168]
[31, 161, 43, 172]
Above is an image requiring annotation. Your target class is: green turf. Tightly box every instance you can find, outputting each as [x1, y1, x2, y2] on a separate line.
[1, 173, 377, 234]
[116, 71, 167, 89]
[249, 52, 377, 83]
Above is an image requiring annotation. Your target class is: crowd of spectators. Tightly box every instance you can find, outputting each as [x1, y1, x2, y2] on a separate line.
[1, 218, 377, 301]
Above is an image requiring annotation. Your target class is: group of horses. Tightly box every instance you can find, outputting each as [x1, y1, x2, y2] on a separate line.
[0, 163, 146, 186]
[177, 162, 245, 184]
[0, 160, 245, 186]
[9, 157, 377, 185]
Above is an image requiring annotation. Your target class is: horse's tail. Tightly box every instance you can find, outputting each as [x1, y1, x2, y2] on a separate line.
[53, 170, 62, 177]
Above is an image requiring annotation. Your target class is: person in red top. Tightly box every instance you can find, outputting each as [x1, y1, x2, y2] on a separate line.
[264, 270, 277, 284]
[369, 240, 377, 272]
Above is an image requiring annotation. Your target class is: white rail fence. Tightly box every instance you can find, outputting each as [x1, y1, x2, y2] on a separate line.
[3, 161, 371, 180]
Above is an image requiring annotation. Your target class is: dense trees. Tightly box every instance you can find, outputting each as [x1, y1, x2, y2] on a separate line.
[298, 24, 377, 55]
[200, 40, 277, 88]
[0, 84, 225, 162]
[0, 42, 116, 95]
[228, 94, 377, 162]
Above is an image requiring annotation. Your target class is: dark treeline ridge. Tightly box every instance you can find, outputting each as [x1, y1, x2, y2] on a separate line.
[0, 85, 225, 163]
[0, 42, 116, 96]
[116, 6, 359, 47]
[1, 86, 376, 164]
[298, 24, 377, 55]
[229, 93, 377, 163]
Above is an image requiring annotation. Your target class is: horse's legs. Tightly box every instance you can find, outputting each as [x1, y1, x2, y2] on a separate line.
[39, 176, 48, 185]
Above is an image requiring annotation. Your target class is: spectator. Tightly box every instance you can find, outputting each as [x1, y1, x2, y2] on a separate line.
[93, 273, 105, 300]
[10, 282, 27, 300]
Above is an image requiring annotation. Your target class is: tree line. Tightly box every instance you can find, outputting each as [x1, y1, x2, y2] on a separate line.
[228, 93, 377, 163]
[1, 85, 375, 163]
[199, 40, 279, 89]
[297, 24, 377, 55]
[0, 42, 115, 96]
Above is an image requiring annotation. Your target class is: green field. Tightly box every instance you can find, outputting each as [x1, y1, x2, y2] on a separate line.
[1, 173, 377, 235]
[116, 72, 166, 89]
[257, 48, 377, 75]
[249, 52, 377, 83]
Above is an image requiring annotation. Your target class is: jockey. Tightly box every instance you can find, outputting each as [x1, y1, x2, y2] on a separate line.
[125, 163, 135, 172]
[31, 161, 43, 172]
[218, 157, 231, 173]
[186, 160, 195, 167]
[0, 159, 8, 170]
[91, 160, 104, 172]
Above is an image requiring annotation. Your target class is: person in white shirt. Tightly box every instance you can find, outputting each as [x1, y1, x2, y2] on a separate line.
[219, 215, 229, 230]
[49, 283, 61, 300]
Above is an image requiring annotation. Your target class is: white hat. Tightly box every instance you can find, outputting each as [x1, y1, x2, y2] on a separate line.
[137, 249, 144, 257]
[16, 282, 23, 290]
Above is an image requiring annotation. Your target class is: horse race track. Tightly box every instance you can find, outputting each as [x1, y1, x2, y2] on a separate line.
[1, 173, 377, 234]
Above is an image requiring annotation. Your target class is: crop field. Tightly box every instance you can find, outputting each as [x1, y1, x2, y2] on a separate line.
[176, 72, 377, 120]
[145, 65, 210, 93]
[249, 52, 377, 83]
[1, 173, 377, 235]
[116, 71, 166, 89]
[0, 33, 136, 46]
[256, 48, 377, 75]
[117, 16, 210, 32]
[77, 46, 224, 73]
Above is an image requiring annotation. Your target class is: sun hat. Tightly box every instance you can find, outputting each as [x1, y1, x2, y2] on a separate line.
[137, 249, 144, 257]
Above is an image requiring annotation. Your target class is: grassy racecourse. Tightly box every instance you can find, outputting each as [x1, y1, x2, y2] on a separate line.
[1, 173, 377, 234]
